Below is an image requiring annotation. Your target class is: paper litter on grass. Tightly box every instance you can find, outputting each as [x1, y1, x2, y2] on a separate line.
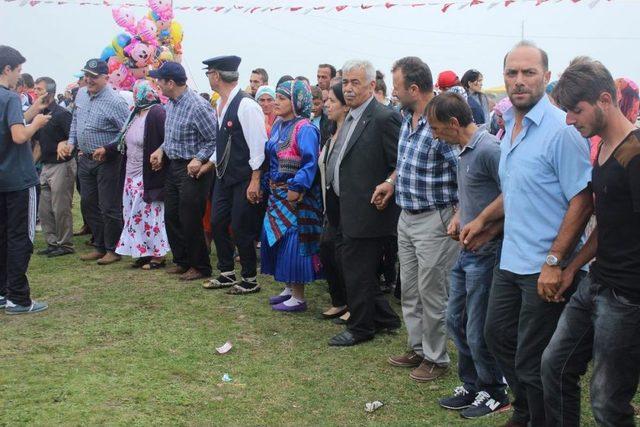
[215, 341, 233, 354]
[364, 401, 384, 413]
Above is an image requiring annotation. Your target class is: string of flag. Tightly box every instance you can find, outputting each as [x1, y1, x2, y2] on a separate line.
[4, 0, 611, 13]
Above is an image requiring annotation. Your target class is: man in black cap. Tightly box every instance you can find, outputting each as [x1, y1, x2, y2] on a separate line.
[61, 59, 129, 265]
[199, 55, 267, 295]
[149, 61, 217, 281]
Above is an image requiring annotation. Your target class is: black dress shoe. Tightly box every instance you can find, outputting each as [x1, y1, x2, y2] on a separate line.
[37, 245, 56, 255]
[328, 330, 372, 347]
[321, 306, 348, 320]
[47, 247, 75, 258]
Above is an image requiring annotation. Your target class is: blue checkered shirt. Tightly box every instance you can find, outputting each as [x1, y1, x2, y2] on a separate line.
[68, 87, 129, 154]
[162, 88, 217, 161]
[395, 113, 458, 211]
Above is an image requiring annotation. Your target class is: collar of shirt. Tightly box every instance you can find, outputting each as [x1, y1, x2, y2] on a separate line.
[218, 84, 240, 124]
[402, 111, 429, 136]
[459, 127, 485, 156]
[503, 93, 549, 129]
[88, 86, 109, 100]
[348, 96, 374, 122]
[170, 87, 191, 105]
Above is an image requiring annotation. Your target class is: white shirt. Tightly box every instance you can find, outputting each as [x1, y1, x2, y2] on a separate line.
[209, 84, 267, 171]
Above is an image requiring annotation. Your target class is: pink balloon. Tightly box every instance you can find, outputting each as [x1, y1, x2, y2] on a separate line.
[112, 6, 136, 34]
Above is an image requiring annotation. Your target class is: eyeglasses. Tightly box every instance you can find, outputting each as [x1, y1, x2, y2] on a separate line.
[205, 70, 216, 76]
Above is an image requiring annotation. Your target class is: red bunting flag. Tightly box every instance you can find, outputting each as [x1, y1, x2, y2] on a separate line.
[505, 0, 515, 5]
[385, 2, 397, 7]
[470, 0, 483, 5]
[442, 2, 454, 11]
[335, 4, 348, 10]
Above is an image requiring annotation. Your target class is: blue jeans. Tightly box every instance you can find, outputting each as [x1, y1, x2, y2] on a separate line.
[447, 240, 505, 395]
[541, 275, 640, 427]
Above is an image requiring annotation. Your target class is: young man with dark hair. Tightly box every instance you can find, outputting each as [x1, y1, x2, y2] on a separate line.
[0, 45, 51, 314]
[461, 42, 593, 427]
[33, 76, 76, 258]
[386, 56, 459, 381]
[541, 58, 640, 426]
[426, 92, 509, 419]
[149, 61, 217, 282]
[317, 64, 337, 91]
[249, 68, 268, 98]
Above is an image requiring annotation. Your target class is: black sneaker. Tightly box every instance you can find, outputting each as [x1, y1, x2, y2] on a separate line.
[460, 390, 511, 419]
[47, 247, 75, 258]
[439, 386, 476, 410]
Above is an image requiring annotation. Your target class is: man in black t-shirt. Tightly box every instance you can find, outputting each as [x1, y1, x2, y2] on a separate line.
[32, 77, 76, 258]
[541, 58, 640, 426]
[0, 45, 51, 315]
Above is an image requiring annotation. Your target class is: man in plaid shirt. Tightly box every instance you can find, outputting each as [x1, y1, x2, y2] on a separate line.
[149, 62, 217, 282]
[387, 57, 459, 383]
[66, 59, 129, 266]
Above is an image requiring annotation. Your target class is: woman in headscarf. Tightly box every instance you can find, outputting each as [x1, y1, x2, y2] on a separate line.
[490, 97, 512, 140]
[261, 79, 323, 312]
[95, 79, 169, 270]
[255, 85, 277, 137]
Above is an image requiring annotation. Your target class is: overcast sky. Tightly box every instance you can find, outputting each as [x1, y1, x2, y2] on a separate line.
[1, 0, 637, 94]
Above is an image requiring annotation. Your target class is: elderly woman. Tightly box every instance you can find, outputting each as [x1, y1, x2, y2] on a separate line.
[95, 80, 169, 269]
[261, 79, 323, 312]
[255, 85, 277, 137]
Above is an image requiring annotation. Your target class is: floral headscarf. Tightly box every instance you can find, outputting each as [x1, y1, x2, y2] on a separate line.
[276, 79, 312, 119]
[117, 79, 162, 152]
[615, 77, 640, 124]
[493, 97, 512, 116]
[132, 79, 162, 111]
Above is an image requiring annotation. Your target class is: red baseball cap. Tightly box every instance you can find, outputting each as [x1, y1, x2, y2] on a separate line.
[437, 70, 460, 90]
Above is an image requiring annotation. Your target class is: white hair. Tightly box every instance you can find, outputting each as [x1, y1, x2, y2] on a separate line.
[342, 59, 376, 83]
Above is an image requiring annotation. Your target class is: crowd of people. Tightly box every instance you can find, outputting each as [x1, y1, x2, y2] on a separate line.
[1, 41, 639, 425]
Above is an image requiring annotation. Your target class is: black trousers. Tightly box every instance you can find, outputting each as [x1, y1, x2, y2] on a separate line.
[338, 231, 401, 339]
[211, 178, 259, 278]
[0, 187, 36, 306]
[319, 220, 347, 308]
[484, 268, 584, 426]
[378, 235, 398, 285]
[77, 155, 123, 252]
[165, 160, 212, 275]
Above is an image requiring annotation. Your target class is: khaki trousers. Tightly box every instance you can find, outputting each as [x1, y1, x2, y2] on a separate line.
[39, 160, 76, 249]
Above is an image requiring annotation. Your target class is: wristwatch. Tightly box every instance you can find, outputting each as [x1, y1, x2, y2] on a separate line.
[545, 254, 560, 267]
[384, 178, 395, 186]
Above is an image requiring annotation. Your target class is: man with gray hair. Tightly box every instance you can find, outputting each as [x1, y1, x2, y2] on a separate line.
[200, 55, 267, 295]
[326, 59, 402, 346]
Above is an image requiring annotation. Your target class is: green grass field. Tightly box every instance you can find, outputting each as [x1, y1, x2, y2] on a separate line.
[0, 200, 617, 426]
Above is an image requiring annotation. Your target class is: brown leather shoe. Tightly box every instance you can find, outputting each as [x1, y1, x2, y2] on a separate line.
[388, 350, 424, 367]
[80, 251, 106, 261]
[96, 251, 122, 265]
[409, 360, 449, 382]
[179, 267, 208, 281]
[166, 265, 188, 275]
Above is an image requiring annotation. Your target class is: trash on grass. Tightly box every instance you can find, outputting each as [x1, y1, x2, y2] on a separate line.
[216, 341, 233, 354]
[222, 373, 232, 382]
[364, 401, 384, 413]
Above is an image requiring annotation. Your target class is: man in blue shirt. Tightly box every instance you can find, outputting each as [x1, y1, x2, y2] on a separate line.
[460, 42, 593, 427]
[0, 45, 51, 314]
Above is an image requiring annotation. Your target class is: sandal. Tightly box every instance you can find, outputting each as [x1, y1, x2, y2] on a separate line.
[226, 283, 261, 295]
[130, 257, 151, 269]
[141, 259, 166, 270]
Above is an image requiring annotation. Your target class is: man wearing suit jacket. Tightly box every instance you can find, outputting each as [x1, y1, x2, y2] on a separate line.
[325, 60, 402, 346]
